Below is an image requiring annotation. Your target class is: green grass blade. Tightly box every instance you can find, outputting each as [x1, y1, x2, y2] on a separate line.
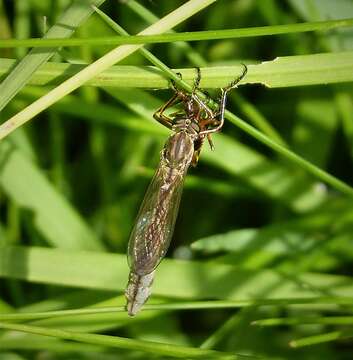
[249, 51, 353, 87]
[290, 330, 353, 348]
[14, 0, 30, 58]
[2, 297, 353, 322]
[2, 51, 353, 88]
[0, 0, 107, 112]
[0, 339, 104, 354]
[1, 17, 353, 48]
[0, 337, 104, 353]
[0, 322, 240, 359]
[253, 316, 353, 326]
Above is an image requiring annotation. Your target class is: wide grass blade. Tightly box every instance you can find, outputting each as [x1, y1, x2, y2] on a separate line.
[2, 246, 353, 300]
[1, 51, 353, 88]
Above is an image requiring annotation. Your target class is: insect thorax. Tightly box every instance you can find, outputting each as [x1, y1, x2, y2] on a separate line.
[172, 116, 200, 137]
[162, 130, 194, 171]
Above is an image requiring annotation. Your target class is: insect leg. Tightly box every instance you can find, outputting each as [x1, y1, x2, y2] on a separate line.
[200, 64, 248, 135]
[153, 92, 180, 129]
[170, 72, 183, 93]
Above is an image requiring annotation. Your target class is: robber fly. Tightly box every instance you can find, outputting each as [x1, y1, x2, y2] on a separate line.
[125, 65, 248, 316]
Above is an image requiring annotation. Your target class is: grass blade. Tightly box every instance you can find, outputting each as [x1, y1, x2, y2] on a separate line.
[2, 297, 353, 322]
[0, 322, 240, 359]
[2, 245, 353, 300]
[1, 17, 353, 48]
[253, 316, 353, 326]
[290, 330, 353, 348]
[1, 51, 353, 88]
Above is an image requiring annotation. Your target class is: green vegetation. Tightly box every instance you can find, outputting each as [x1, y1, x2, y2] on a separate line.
[0, 0, 353, 359]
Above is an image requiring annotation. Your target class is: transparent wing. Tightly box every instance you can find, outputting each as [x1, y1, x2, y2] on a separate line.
[128, 163, 188, 276]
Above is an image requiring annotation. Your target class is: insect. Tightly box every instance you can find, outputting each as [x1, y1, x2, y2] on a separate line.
[125, 65, 248, 316]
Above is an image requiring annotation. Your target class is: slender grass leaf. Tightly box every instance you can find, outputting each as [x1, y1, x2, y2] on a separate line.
[14, 0, 30, 59]
[3, 297, 353, 323]
[0, 336, 104, 353]
[2, 17, 353, 48]
[0, 322, 240, 360]
[290, 330, 353, 348]
[253, 315, 353, 326]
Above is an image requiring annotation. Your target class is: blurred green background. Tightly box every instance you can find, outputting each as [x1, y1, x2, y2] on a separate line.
[1, 0, 353, 359]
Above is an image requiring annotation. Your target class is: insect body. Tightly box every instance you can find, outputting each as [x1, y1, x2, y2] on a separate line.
[126, 131, 194, 316]
[126, 66, 247, 316]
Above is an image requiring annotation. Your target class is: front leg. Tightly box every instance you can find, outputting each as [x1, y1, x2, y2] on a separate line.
[199, 64, 248, 135]
[153, 93, 180, 130]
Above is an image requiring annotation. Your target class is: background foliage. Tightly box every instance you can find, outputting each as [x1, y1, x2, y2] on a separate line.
[0, 0, 353, 359]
